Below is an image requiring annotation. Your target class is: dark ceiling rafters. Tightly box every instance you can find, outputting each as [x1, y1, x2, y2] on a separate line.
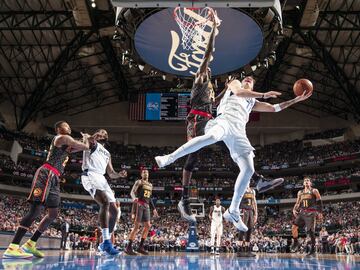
[1, 0, 360, 129]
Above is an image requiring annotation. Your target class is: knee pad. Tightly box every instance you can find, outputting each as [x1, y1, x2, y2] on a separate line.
[184, 153, 198, 172]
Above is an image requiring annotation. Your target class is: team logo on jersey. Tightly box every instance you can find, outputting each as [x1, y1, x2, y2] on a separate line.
[33, 188, 42, 197]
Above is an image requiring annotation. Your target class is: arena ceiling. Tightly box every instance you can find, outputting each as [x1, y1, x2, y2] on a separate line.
[0, 0, 360, 130]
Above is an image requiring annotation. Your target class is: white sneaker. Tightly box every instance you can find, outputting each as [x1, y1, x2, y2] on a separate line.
[210, 247, 215, 255]
[256, 177, 284, 193]
[155, 155, 172, 168]
[223, 209, 248, 232]
[177, 200, 196, 223]
[215, 248, 220, 255]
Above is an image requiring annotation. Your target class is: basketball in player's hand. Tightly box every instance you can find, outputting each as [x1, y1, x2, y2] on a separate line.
[293, 79, 313, 96]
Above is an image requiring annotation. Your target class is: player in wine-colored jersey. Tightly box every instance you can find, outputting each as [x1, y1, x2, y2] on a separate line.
[125, 169, 159, 255]
[291, 177, 323, 256]
[3, 121, 90, 259]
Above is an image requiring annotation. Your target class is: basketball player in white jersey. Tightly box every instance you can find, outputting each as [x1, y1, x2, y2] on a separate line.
[209, 198, 225, 255]
[156, 76, 312, 231]
[81, 129, 127, 255]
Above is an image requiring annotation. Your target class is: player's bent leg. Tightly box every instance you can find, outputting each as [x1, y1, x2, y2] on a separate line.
[155, 125, 225, 168]
[22, 207, 57, 258]
[3, 203, 43, 259]
[225, 153, 254, 232]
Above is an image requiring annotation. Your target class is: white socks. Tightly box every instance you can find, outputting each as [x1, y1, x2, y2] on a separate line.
[102, 228, 110, 241]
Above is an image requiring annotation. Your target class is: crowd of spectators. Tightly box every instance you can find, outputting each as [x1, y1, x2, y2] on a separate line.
[0, 194, 359, 254]
[303, 128, 346, 140]
[0, 151, 358, 201]
[1, 128, 360, 173]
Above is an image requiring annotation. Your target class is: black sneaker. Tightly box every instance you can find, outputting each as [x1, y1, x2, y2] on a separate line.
[290, 241, 300, 253]
[256, 176, 284, 193]
[245, 251, 256, 257]
[305, 248, 316, 257]
[124, 246, 137, 255]
[237, 252, 248, 257]
[178, 199, 196, 223]
[137, 247, 149, 255]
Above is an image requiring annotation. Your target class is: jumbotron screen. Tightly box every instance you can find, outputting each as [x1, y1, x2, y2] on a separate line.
[145, 93, 191, 121]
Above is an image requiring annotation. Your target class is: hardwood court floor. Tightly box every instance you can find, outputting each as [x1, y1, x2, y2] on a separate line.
[0, 250, 359, 269]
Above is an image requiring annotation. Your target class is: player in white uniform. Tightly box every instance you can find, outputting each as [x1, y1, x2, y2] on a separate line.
[81, 129, 127, 255]
[156, 76, 312, 231]
[209, 199, 225, 255]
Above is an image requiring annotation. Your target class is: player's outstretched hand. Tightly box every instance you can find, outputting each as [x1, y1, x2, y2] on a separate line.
[80, 132, 90, 139]
[225, 75, 236, 88]
[263, 91, 282, 99]
[293, 209, 298, 217]
[213, 10, 222, 26]
[153, 209, 159, 218]
[295, 89, 312, 102]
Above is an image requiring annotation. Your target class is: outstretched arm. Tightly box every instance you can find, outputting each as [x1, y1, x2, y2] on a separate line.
[229, 80, 282, 99]
[106, 156, 127, 179]
[194, 15, 217, 85]
[214, 76, 234, 106]
[56, 134, 90, 152]
[252, 90, 312, 112]
[198, 19, 216, 74]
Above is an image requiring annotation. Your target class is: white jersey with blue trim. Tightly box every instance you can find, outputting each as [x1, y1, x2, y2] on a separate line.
[217, 89, 256, 125]
[211, 205, 223, 224]
[82, 142, 110, 174]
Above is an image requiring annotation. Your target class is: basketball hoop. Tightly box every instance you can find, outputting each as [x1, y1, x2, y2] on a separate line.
[173, 7, 215, 51]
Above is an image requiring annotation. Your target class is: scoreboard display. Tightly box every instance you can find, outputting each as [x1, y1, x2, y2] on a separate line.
[145, 93, 191, 120]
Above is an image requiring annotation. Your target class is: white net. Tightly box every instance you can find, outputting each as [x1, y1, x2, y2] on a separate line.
[174, 7, 213, 51]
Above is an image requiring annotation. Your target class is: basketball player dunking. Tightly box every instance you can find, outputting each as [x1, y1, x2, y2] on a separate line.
[237, 185, 257, 257]
[209, 198, 225, 255]
[291, 177, 323, 256]
[125, 169, 159, 255]
[156, 77, 312, 231]
[81, 129, 127, 256]
[177, 12, 220, 223]
[3, 121, 90, 259]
